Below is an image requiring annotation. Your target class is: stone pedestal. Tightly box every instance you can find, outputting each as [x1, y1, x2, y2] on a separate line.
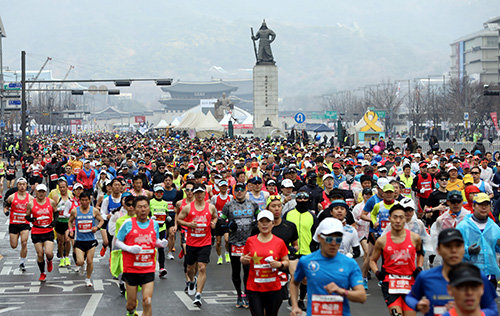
[253, 64, 278, 137]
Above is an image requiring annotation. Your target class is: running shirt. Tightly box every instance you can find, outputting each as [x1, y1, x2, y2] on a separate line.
[56, 195, 71, 223]
[211, 193, 232, 217]
[221, 199, 259, 246]
[0, 161, 5, 176]
[371, 200, 396, 233]
[150, 198, 169, 232]
[118, 217, 159, 274]
[75, 206, 97, 241]
[339, 224, 360, 255]
[10, 192, 30, 225]
[185, 201, 212, 247]
[382, 229, 416, 283]
[244, 235, 288, 292]
[31, 197, 54, 234]
[248, 191, 266, 211]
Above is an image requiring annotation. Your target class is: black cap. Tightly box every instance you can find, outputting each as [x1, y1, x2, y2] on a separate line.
[438, 228, 464, 245]
[234, 182, 247, 190]
[248, 176, 262, 184]
[307, 170, 317, 178]
[448, 262, 483, 287]
[447, 190, 463, 202]
[362, 188, 373, 195]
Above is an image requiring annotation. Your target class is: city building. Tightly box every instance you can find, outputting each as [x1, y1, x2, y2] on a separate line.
[450, 16, 500, 84]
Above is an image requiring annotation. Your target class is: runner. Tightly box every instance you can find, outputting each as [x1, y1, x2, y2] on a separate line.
[67, 191, 105, 287]
[240, 210, 289, 316]
[25, 184, 58, 282]
[405, 228, 498, 316]
[115, 195, 168, 316]
[99, 178, 123, 256]
[5, 154, 18, 189]
[290, 218, 367, 316]
[210, 179, 232, 264]
[177, 183, 218, 307]
[161, 173, 178, 260]
[3, 177, 32, 271]
[50, 177, 73, 267]
[369, 203, 424, 316]
[220, 182, 260, 309]
[150, 184, 169, 278]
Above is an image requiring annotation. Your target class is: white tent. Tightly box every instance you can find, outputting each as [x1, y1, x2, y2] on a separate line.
[170, 117, 181, 127]
[175, 111, 198, 129]
[196, 111, 224, 137]
[155, 120, 169, 129]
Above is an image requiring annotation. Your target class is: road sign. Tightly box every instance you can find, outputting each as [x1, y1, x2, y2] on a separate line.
[325, 111, 338, 120]
[294, 112, 306, 124]
[8, 100, 21, 106]
[295, 122, 306, 130]
[3, 82, 21, 90]
[464, 112, 469, 120]
[374, 110, 386, 119]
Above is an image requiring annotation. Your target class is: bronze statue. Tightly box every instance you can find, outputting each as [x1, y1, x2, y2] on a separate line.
[251, 20, 276, 65]
[214, 92, 233, 121]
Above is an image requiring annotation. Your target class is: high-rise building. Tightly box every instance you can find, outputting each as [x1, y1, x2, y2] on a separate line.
[450, 16, 500, 85]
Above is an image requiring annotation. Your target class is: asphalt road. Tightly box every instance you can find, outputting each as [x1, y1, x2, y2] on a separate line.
[0, 205, 499, 315]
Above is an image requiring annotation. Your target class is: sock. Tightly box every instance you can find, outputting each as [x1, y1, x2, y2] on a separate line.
[73, 252, 77, 263]
[299, 283, 307, 301]
[20, 258, 26, 265]
[37, 260, 45, 273]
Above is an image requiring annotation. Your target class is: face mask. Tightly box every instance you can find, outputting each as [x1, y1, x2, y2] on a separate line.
[296, 201, 310, 211]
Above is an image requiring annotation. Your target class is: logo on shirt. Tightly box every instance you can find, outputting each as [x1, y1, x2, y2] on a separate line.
[308, 261, 320, 273]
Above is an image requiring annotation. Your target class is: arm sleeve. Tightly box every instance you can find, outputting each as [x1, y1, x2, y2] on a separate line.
[220, 203, 229, 220]
[100, 198, 109, 216]
[371, 204, 380, 225]
[116, 220, 132, 242]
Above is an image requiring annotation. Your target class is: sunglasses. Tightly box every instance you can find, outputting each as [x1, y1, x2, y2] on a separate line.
[438, 178, 449, 181]
[269, 195, 281, 202]
[234, 187, 246, 192]
[185, 188, 194, 192]
[296, 193, 309, 200]
[125, 203, 133, 207]
[471, 172, 480, 175]
[320, 234, 343, 244]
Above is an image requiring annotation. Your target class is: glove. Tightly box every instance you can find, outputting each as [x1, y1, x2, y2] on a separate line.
[128, 245, 143, 254]
[156, 239, 168, 248]
[4, 210, 9, 216]
[50, 220, 57, 228]
[468, 243, 481, 255]
[166, 216, 172, 222]
[412, 267, 423, 279]
[25, 215, 34, 222]
[376, 270, 387, 282]
[228, 221, 238, 232]
[420, 188, 427, 194]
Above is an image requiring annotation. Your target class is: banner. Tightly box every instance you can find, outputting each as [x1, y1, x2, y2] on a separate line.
[135, 116, 146, 124]
[491, 112, 499, 132]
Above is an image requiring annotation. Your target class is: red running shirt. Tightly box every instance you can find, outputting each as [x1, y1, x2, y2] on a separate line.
[10, 192, 30, 225]
[244, 235, 288, 292]
[185, 201, 212, 247]
[122, 218, 157, 274]
[31, 198, 54, 234]
[382, 229, 416, 281]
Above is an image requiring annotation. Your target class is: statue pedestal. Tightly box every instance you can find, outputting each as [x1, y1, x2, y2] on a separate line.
[253, 64, 278, 137]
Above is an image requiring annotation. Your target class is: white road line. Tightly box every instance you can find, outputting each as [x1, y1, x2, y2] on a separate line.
[0, 266, 11, 275]
[0, 232, 6, 239]
[0, 307, 21, 314]
[81, 293, 102, 316]
[174, 291, 199, 311]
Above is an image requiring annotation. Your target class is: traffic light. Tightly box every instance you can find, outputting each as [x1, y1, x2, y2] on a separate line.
[484, 90, 500, 96]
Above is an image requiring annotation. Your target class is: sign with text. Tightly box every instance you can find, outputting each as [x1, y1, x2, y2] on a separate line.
[491, 112, 499, 131]
[135, 116, 146, 123]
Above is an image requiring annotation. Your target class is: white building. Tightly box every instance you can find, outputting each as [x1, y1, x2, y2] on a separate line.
[450, 16, 500, 84]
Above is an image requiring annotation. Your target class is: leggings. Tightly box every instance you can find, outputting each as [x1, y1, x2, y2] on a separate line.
[158, 230, 166, 269]
[230, 254, 249, 296]
[247, 290, 282, 316]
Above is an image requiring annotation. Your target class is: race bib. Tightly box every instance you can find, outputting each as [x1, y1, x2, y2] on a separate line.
[50, 174, 58, 181]
[0, 168, 4, 174]
[12, 212, 27, 224]
[191, 222, 207, 237]
[77, 220, 93, 233]
[253, 262, 275, 283]
[380, 220, 390, 229]
[7, 169, 15, 175]
[311, 295, 343, 316]
[433, 306, 447, 316]
[231, 244, 245, 257]
[388, 274, 412, 294]
[35, 215, 51, 227]
[33, 171, 41, 177]
[403, 188, 411, 195]
[155, 213, 167, 225]
[133, 248, 155, 267]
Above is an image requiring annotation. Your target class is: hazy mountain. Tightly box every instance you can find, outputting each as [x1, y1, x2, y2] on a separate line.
[1, 0, 497, 110]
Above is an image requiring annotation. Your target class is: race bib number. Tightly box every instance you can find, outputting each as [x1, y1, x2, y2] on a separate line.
[380, 220, 390, 229]
[192, 222, 207, 237]
[133, 248, 155, 267]
[35, 215, 51, 227]
[12, 212, 27, 224]
[50, 174, 58, 181]
[7, 169, 15, 175]
[388, 274, 412, 294]
[403, 188, 411, 195]
[433, 306, 447, 316]
[231, 245, 245, 257]
[77, 220, 93, 233]
[155, 213, 167, 224]
[0, 168, 4, 174]
[311, 295, 343, 316]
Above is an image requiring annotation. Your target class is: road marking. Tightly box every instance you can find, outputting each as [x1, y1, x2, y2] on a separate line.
[81, 293, 102, 316]
[0, 266, 11, 275]
[0, 307, 21, 314]
[0, 232, 6, 239]
[174, 291, 199, 311]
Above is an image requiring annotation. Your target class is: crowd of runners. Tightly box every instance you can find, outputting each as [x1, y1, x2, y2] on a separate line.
[1, 132, 500, 316]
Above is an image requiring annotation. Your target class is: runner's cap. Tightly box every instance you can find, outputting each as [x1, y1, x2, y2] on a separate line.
[473, 192, 490, 204]
[16, 177, 28, 184]
[73, 183, 84, 190]
[193, 185, 206, 193]
[377, 177, 390, 189]
[438, 228, 464, 245]
[447, 190, 462, 202]
[58, 176, 67, 182]
[281, 179, 294, 188]
[382, 184, 394, 192]
[322, 173, 334, 181]
[463, 174, 473, 184]
[153, 184, 164, 192]
[448, 263, 483, 287]
[35, 184, 47, 192]
[257, 210, 273, 221]
[313, 218, 343, 242]
[218, 180, 228, 186]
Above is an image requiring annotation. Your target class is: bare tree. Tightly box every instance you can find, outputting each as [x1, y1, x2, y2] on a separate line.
[364, 80, 404, 135]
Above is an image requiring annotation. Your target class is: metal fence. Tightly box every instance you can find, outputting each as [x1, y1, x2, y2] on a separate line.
[392, 139, 500, 153]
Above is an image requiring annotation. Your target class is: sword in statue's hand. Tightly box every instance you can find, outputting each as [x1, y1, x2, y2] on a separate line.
[251, 27, 258, 63]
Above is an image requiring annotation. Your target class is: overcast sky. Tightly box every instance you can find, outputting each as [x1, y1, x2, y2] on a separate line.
[1, 0, 498, 103]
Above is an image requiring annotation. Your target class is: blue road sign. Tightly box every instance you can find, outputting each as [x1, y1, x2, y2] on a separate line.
[8, 100, 21, 105]
[8, 82, 21, 88]
[294, 112, 306, 124]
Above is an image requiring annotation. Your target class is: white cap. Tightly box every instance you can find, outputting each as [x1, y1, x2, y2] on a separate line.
[16, 177, 28, 184]
[361, 160, 370, 167]
[304, 161, 314, 169]
[73, 183, 84, 190]
[281, 179, 294, 188]
[215, 160, 225, 165]
[322, 173, 334, 181]
[447, 165, 457, 172]
[400, 197, 416, 210]
[35, 184, 48, 192]
[257, 210, 274, 221]
[429, 160, 439, 168]
[377, 177, 390, 189]
[313, 218, 344, 242]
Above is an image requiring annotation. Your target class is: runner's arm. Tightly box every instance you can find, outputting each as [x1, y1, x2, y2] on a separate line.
[404, 274, 426, 313]
[93, 209, 105, 230]
[209, 204, 217, 229]
[67, 209, 77, 233]
[369, 237, 384, 275]
[25, 201, 33, 220]
[176, 205, 195, 228]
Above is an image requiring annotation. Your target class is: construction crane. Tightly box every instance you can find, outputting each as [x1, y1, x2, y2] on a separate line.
[27, 56, 51, 91]
[57, 65, 74, 109]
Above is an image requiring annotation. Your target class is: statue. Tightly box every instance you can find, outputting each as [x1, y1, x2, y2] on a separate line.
[251, 20, 276, 65]
[214, 92, 233, 121]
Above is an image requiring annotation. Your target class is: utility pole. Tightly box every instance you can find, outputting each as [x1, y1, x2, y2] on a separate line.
[21, 51, 26, 152]
[0, 17, 6, 158]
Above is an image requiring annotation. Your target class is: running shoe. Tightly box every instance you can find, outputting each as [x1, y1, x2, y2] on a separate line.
[159, 268, 167, 278]
[65, 257, 71, 266]
[298, 300, 306, 311]
[225, 253, 231, 263]
[119, 282, 126, 295]
[184, 281, 189, 294]
[178, 249, 184, 259]
[363, 279, 368, 291]
[188, 281, 196, 296]
[39, 273, 47, 282]
[193, 294, 202, 307]
[235, 296, 243, 308]
[19, 263, 26, 272]
[59, 259, 65, 267]
[47, 259, 53, 272]
[85, 279, 93, 287]
[241, 294, 249, 309]
[217, 256, 223, 265]
[167, 252, 174, 260]
[378, 281, 382, 287]
[100, 246, 106, 257]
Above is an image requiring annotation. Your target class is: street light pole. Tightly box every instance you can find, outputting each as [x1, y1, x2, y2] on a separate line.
[21, 51, 27, 153]
[0, 18, 5, 158]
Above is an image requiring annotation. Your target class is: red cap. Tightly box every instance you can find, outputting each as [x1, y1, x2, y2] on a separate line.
[419, 162, 427, 168]
[251, 162, 259, 168]
[188, 164, 195, 169]
[333, 163, 342, 169]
